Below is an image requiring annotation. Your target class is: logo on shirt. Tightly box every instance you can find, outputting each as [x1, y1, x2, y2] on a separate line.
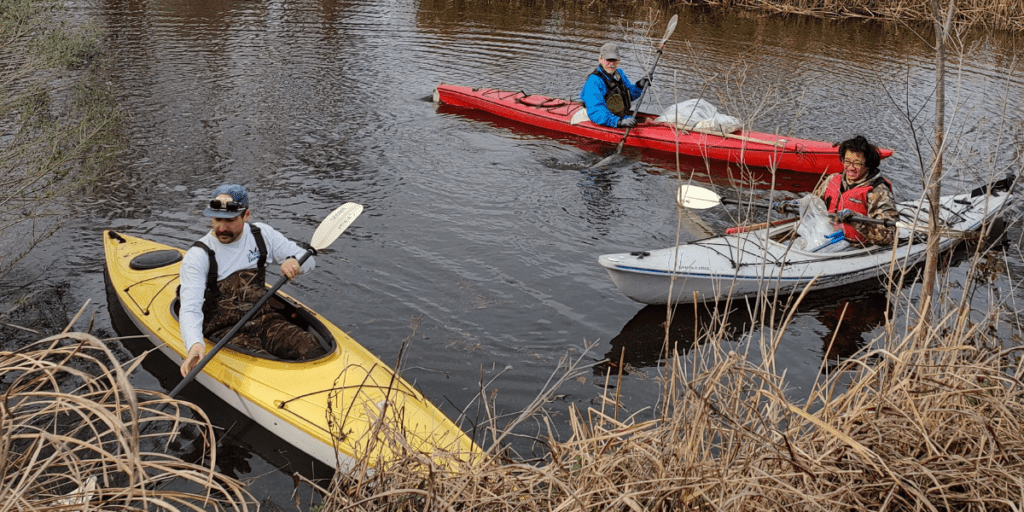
[248, 248, 260, 263]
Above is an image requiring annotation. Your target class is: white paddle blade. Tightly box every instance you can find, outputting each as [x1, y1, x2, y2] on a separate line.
[661, 15, 678, 46]
[677, 185, 722, 210]
[310, 202, 363, 250]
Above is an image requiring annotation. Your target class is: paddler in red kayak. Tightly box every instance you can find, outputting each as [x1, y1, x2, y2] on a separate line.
[775, 135, 900, 247]
[581, 42, 649, 129]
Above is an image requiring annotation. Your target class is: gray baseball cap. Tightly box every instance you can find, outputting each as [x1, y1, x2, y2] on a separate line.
[203, 184, 249, 218]
[600, 42, 621, 60]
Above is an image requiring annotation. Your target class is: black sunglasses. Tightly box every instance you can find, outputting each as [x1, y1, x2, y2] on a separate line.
[209, 199, 246, 212]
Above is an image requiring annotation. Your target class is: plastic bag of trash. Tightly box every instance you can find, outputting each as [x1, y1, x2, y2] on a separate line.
[654, 99, 743, 133]
[792, 195, 849, 253]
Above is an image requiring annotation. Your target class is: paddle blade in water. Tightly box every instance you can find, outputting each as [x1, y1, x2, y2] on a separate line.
[592, 153, 619, 168]
[311, 202, 363, 250]
[677, 184, 723, 209]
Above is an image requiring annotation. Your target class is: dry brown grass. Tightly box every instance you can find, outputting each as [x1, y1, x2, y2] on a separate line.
[0, 331, 255, 511]
[301, 255, 1024, 510]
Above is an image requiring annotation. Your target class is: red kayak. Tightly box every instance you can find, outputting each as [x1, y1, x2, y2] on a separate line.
[434, 84, 892, 175]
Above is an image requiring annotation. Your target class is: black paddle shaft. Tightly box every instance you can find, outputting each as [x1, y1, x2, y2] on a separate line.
[847, 215, 896, 227]
[612, 47, 667, 154]
[168, 248, 314, 399]
[721, 196, 776, 211]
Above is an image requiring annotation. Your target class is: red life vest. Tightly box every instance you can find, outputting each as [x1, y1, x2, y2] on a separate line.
[821, 172, 892, 242]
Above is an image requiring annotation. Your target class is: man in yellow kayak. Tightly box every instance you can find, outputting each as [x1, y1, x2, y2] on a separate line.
[178, 184, 324, 377]
[581, 42, 648, 129]
[775, 135, 899, 247]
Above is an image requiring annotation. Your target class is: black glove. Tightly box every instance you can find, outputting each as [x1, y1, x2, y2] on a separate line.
[771, 199, 799, 213]
[617, 116, 637, 128]
[834, 209, 856, 222]
[635, 77, 651, 90]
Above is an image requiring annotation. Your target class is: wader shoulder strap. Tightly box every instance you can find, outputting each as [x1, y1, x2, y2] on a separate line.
[189, 240, 219, 316]
[869, 174, 893, 192]
[249, 224, 268, 282]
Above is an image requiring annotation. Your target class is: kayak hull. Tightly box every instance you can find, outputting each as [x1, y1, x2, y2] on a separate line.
[598, 175, 1015, 305]
[103, 231, 479, 471]
[434, 84, 893, 175]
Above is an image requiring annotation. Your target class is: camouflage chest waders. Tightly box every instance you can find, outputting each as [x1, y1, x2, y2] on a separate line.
[201, 269, 325, 360]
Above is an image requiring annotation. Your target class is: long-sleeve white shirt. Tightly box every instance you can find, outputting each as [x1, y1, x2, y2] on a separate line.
[178, 222, 315, 352]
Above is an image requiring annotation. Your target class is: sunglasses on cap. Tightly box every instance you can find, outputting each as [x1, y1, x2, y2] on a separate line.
[209, 199, 246, 212]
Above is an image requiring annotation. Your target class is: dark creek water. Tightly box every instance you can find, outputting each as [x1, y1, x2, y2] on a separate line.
[4, 0, 1024, 505]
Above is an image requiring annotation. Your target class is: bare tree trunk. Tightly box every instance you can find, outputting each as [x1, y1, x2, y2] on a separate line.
[918, 0, 957, 331]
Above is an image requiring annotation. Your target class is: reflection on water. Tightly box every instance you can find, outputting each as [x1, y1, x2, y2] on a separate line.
[817, 294, 891, 363]
[599, 300, 755, 376]
[600, 285, 895, 377]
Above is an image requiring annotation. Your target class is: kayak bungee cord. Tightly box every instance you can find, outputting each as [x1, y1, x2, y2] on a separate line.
[123, 274, 178, 315]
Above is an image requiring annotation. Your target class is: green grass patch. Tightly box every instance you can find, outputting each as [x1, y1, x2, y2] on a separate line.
[0, 0, 124, 280]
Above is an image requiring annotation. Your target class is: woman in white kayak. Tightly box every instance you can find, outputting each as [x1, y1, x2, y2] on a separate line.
[776, 135, 900, 247]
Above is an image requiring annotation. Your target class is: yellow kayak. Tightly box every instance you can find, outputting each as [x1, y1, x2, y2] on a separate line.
[103, 230, 480, 471]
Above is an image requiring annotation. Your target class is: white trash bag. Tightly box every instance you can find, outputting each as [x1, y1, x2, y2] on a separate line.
[654, 99, 743, 134]
[792, 195, 849, 253]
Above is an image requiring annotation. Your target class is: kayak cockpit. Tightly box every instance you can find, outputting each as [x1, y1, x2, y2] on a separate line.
[169, 296, 337, 363]
[742, 223, 905, 263]
[124, 246, 337, 363]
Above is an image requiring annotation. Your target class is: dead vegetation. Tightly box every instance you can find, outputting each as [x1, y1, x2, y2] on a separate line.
[0, 0, 124, 281]
[0, 331, 255, 510]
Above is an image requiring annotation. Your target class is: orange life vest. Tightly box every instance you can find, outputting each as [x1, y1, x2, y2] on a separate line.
[821, 172, 892, 242]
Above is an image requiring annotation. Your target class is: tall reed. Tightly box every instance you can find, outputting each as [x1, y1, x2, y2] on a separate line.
[0, 333, 255, 510]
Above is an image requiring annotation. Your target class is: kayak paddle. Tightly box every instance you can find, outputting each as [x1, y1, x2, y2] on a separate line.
[676, 183, 774, 210]
[844, 213, 976, 239]
[169, 202, 364, 399]
[592, 14, 678, 168]
[677, 184, 976, 239]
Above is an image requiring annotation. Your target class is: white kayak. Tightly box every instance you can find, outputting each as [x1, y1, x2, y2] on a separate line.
[598, 175, 1016, 305]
